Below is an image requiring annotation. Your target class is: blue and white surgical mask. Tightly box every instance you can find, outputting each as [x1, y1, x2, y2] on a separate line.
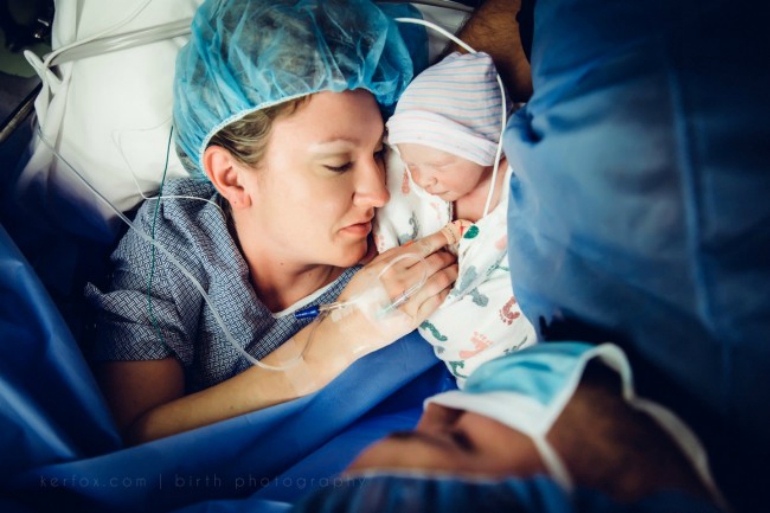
[425, 342, 727, 508]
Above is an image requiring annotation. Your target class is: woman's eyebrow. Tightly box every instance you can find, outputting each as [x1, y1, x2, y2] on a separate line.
[309, 135, 385, 155]
[308, 140, 356, 157]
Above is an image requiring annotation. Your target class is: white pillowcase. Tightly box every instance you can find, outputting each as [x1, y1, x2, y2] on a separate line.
[19, 0, 469, 223]
[19, 0, 201, 222]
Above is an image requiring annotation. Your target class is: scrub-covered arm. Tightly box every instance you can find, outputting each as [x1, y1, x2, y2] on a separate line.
[452, 0, 532, 102]
[101, 229, 457, 445]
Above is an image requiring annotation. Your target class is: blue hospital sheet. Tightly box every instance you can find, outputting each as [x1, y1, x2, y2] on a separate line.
[504, 0, 770, 510]
[0, 218, 455, 512]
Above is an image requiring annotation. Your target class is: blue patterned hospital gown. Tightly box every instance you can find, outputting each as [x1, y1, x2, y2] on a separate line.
[86, 179, 358, 392]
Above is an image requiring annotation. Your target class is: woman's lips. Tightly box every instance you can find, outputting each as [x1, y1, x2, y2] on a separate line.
[340, 221, 372, 237]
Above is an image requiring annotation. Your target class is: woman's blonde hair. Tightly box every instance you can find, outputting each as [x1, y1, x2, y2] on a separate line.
[208, 96, 309, 169]
[179, 96, 309, 179]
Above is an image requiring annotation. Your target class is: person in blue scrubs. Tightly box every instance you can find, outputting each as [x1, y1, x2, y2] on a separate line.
[294, 342, 727, 512]
[466, 0, 769, 510]
[295, 0, 770, 510]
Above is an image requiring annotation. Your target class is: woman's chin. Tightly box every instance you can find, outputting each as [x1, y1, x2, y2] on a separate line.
[333, 242, 369, 268]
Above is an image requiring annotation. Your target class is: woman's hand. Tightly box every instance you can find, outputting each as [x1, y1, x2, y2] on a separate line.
[344, 228, 457, 320]
[109, 229, 457, 445]
[310, 229, 458, 367]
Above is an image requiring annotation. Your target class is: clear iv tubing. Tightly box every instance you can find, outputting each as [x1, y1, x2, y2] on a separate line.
[35, 123, 431, 372]
[33, 124, 303, 372]
[27, 11, 463, 373]
[394, 17, 508, 219]
[294, 253, 429, 321]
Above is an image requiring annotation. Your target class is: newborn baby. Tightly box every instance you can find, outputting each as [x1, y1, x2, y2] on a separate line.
[375, 52, 536, 386]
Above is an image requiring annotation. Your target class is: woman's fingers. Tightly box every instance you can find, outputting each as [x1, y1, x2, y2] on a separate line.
[370, 228, 453, 266]
[409, 262, 459, 323]
[406, 229, 454, 259]
[375, 249, 456, 303]
[356, 224, 461, 320]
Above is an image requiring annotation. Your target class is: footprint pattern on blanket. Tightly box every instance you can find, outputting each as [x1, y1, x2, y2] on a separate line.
[397, 214, 419, 246]
[489, 262, 509, 273]
[420, 320, 448, 347]
[469, 289, 488, 307]
[499, 296, 521, 325]
[451, 266, 489, 306]
[448, 360, 468, 378]
[463, 225, 480, 240]
[459, 331, 494, 359]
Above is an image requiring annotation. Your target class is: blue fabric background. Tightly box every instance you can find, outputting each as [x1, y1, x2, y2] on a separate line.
[505, 0, 769, 510]
[0, 222, 454, 511]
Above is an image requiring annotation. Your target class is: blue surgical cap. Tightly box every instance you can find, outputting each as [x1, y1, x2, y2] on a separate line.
[290, 474, 724, 513]
[173, 0, 426, 178]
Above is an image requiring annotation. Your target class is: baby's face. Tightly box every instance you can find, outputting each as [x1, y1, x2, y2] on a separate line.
[397, 143, 489, 202]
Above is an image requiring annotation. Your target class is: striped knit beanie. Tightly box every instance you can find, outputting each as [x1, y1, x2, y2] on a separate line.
[386, 51, 503, 166]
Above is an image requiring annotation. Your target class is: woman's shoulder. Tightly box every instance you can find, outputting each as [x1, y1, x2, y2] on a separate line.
[119, 177, 229, 262]
[134, 177, 220, 228]
[163, 176, 216, 196]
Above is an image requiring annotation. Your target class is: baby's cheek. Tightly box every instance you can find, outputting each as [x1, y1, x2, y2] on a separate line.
[401, 169, 411, 194]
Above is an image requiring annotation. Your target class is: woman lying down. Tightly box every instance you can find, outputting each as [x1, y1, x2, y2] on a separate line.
[86, 0, 469, 445]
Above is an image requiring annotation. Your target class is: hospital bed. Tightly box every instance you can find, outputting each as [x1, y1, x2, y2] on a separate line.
[3, 0, 770, 512]
[0, 1, 475, 512]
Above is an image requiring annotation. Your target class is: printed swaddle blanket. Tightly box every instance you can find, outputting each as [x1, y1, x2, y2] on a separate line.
[374, 152, 536, 387]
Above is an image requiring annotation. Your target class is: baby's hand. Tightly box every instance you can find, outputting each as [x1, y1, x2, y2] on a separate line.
[440, 219, 474, 255]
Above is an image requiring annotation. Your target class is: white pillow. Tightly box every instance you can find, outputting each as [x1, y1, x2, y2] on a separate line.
[19, 0, 201, 222]
[19, 0, 469, 223]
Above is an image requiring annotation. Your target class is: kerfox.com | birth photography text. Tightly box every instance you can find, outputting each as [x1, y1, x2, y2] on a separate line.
[38, 473, 354, 491]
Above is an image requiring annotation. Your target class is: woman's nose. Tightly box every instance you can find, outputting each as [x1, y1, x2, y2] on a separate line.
[355, 159, 390, 208]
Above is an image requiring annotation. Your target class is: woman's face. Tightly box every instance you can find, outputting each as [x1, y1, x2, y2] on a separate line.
[242, 89, 389, 269]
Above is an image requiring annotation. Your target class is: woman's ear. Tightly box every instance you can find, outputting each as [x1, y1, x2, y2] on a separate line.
[202, 145, 252, 210]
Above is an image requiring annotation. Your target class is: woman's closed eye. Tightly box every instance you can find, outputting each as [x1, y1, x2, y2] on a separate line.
[324, 148, 386, 173]
[325, 161, 353, 172]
